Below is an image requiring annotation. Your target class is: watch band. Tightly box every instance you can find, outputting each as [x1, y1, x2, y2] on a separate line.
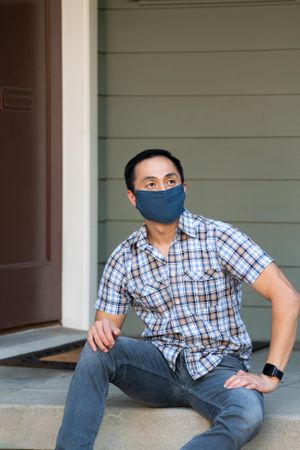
[263, 363, 284, 381]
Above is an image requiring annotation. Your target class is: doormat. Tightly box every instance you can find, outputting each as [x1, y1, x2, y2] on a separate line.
[0, 340, 269, 371]
[0, 339, 86, 371]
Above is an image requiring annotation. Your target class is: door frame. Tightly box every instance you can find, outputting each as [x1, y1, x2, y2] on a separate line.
[61, 0, 98, 330]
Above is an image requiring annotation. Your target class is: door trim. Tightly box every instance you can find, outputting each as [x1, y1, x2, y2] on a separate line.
[61, 0, 98, 330]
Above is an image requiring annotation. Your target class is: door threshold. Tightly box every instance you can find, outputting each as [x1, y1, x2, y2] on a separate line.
[0, 325, 86, 360]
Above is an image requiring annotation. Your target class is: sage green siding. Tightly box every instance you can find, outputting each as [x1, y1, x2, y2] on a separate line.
[98, 0, 300, 340]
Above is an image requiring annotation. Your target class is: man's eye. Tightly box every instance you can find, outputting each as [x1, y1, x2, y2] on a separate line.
[167, 179, 176, 185]
[146, 182, 155, 188]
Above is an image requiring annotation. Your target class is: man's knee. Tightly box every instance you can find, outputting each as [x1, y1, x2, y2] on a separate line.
[232, 389, 264, 443]
[242, 393, 264, 439]
[215, 389, 264, 448]
[77, 337, 133, 372]
[76, 341, 113, 376]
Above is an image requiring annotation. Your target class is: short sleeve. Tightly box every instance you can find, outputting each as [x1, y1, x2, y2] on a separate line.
[215, 222, 274, 285]
[95, 245, 130, 315]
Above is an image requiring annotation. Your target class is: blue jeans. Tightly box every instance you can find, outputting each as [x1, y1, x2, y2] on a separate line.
[55, 337, 264, 450]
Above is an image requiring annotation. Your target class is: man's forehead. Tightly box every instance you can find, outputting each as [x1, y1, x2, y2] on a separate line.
[141, 172, 179, 181]
[134, 156, 179, 178]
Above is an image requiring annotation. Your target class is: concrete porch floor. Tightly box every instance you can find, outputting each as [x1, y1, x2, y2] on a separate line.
[0, 326, 299, 450]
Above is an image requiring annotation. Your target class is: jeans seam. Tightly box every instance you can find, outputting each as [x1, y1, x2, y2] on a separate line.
[179, 383, 222, 413]
[88, 351, 112, 449]
[90, 383, 109, 448]
[112, 360, 177, 386]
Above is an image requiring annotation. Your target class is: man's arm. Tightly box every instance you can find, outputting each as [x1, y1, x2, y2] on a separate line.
[87, 311, 127, 353]
[224, 262, 300, 393]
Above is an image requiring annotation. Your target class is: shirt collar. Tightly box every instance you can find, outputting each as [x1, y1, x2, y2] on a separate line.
[129, 222, 149, 251]
[177, 208, 198, 238]
[130, 208, 198, 249]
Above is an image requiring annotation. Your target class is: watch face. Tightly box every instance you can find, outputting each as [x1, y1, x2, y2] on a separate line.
[263, 363, 283, 380]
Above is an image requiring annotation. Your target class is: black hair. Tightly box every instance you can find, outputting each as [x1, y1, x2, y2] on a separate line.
[124, 149, 184, 192]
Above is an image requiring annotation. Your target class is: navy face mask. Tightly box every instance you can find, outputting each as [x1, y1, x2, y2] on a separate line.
[135, 184, 186, 224]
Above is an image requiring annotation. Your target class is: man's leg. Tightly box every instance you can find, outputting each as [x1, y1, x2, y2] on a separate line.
[179, 354, 264, 450]
[55, 337, 180, 450]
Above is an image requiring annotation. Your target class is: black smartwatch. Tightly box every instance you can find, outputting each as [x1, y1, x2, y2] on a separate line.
[263, 363, 284, 381]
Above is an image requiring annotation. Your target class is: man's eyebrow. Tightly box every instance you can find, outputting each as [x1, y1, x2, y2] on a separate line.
[164, 172, 179, 178]
[142, 176, 158, 181]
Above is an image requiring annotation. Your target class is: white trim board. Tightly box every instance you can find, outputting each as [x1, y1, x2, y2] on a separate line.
[61, 0, 98, 330]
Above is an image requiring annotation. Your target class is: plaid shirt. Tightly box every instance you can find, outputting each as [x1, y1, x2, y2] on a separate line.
[95, 209, 274, 380]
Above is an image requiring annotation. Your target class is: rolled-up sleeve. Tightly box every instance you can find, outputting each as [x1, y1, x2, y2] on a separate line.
[216, 222, 274, 285]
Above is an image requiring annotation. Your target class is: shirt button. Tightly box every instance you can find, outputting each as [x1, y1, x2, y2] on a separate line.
[170, 272, 176, 277]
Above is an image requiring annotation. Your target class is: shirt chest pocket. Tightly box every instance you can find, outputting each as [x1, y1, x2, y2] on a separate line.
[127, 278, 172, 314]
[182, 267, 225, 315]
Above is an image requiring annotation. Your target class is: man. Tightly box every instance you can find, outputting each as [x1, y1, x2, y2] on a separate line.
[56, 149, 300, 450]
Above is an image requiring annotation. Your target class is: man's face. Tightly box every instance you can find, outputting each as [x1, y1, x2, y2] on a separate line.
[127, 156, 186, 207]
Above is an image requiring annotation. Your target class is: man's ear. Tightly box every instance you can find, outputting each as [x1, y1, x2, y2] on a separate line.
[127, 190, 136, 207]
[183, 182, 188, 194]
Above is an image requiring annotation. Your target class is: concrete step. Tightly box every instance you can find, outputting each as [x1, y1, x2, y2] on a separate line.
[0, 378, 299, 450]
[0, 346, 299, 449]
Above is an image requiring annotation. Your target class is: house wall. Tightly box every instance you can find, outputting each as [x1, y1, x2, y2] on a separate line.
[98, 0, 300, 339]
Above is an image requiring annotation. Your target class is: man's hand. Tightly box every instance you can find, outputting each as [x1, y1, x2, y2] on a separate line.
[87, 318, 121, 353]
[224, 370, 279, 393]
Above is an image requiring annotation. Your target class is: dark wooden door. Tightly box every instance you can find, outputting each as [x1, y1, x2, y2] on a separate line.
[0, 0, 62, 330]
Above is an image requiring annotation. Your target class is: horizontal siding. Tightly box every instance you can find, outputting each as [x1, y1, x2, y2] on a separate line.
[98, 222, 106, 263]
[240, 306, 272, 341]
[185, 181, 300, 221]
[98, 140, 106, 180]
[98, 181, 106, 221]
[99, 50, 300, 96]
[100, 0, 300, 9]
[122, 308, 144, 337]
[99, 96, 300, 138]
[101, 179, 300, 222]
[98, 0, 300, 340]
[99, 5, 300, 52]
[243, 267, 300, 305]
[99, 137, 300, 180]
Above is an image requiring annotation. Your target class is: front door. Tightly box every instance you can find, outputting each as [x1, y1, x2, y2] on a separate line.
[0, 0, 62, 330]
